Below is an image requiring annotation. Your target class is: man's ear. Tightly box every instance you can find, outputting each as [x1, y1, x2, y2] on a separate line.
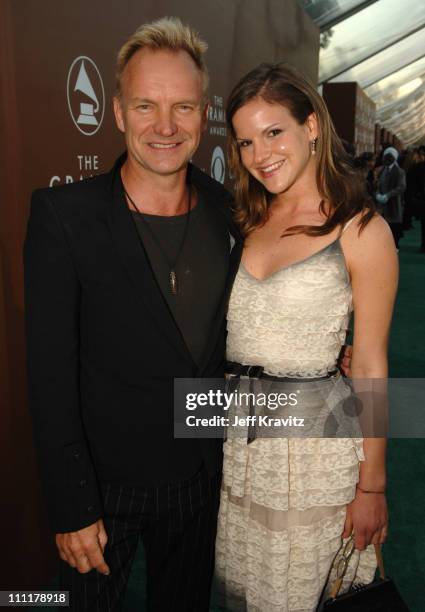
[113, 96, 125, 133]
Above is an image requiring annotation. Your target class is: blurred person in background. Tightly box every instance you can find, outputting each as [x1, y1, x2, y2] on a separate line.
[364, 152, 377, 196]
[410, 146, 425, 252]
[376, 147, 406, 249]
[402, 148, 420, 231]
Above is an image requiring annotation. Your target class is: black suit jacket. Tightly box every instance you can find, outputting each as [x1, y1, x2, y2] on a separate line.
[24, 154, 243, 533]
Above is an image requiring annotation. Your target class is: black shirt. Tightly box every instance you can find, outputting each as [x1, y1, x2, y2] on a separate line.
[131, 193, 230, 365]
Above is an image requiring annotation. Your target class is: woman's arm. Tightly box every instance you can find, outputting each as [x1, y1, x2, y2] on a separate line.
[340, 213, 399, 550]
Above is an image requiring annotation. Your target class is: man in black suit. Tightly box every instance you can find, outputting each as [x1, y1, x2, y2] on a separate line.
[24, 17, 242, 611]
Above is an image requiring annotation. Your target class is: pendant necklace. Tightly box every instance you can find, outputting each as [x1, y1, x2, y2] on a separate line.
[123, 184, 191, 295]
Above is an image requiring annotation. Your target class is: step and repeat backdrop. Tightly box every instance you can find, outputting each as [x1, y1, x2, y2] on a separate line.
[5, 0, 319, 192]
[0, 0, 318, 588]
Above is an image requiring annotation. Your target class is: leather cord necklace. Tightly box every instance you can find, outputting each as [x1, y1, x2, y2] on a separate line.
[123, 184, 192, 295]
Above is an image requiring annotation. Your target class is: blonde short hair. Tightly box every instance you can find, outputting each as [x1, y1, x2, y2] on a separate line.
[116, 16, 209, 100]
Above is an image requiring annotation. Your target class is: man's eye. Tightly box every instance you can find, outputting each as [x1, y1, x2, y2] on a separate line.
[179, 105, 193, 111]
[137, 104, 150, 111]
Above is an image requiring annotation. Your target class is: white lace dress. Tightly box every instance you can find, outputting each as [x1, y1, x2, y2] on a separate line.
[215, 237, 377, 612]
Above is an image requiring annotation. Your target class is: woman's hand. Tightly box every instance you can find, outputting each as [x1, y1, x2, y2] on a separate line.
[342, 488, 388, 550]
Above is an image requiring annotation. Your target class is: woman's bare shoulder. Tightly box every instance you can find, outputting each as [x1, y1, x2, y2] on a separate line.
[343, 212, 394, 248]
[341, 212, 398, 272]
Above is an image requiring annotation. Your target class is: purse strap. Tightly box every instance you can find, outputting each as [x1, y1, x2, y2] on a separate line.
[329, 540, 386, 599]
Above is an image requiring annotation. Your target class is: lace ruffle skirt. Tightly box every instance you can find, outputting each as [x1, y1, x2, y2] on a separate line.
[215, 437, 377, 611]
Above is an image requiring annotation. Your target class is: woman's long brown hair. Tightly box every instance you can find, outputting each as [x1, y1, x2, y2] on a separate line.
[226, 63, 375, 236]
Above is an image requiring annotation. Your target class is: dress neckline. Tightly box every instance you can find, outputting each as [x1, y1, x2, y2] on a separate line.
[240, 237, 342, 282]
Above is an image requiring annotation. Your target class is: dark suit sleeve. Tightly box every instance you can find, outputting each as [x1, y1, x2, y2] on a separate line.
[24, 190, 102, 533]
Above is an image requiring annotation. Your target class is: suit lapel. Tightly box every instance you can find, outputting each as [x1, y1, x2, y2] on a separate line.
[105, 157, 196, 368]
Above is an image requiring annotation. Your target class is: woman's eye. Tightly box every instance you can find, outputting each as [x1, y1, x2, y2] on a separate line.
[238, 140, 251, 148]
[269, 129, 282, 137]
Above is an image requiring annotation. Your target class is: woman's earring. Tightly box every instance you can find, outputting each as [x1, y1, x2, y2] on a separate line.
[311, 137, 318, 155]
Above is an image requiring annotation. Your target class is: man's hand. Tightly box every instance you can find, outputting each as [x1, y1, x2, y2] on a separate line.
[56, 519, 110, 575]
[338, 344, 352, 377]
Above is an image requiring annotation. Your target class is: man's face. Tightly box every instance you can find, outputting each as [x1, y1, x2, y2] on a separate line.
[114, 48, 208, 178]
[383, 153, 395, 166]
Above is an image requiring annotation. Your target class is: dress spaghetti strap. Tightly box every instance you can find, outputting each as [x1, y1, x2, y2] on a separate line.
[341, 214, 360, 235]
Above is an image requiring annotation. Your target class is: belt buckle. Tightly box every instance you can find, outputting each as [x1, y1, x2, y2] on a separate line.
[247, 365, 264, 378]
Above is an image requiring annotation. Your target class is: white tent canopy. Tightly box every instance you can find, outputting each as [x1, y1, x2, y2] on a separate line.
[300, 0, 425, 145]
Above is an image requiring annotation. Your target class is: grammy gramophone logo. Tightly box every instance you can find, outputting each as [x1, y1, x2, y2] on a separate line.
[67, 56, 105, 136]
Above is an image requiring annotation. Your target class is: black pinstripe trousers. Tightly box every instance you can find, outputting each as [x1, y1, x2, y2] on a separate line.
[60, 464, 221, 611]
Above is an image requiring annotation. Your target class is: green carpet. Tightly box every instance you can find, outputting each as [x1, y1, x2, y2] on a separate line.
[381, 221, 425, 612]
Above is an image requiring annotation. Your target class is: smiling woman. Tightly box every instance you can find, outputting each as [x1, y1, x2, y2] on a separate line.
[215, 62, 398, 612]
[226, 63, 374, 238]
